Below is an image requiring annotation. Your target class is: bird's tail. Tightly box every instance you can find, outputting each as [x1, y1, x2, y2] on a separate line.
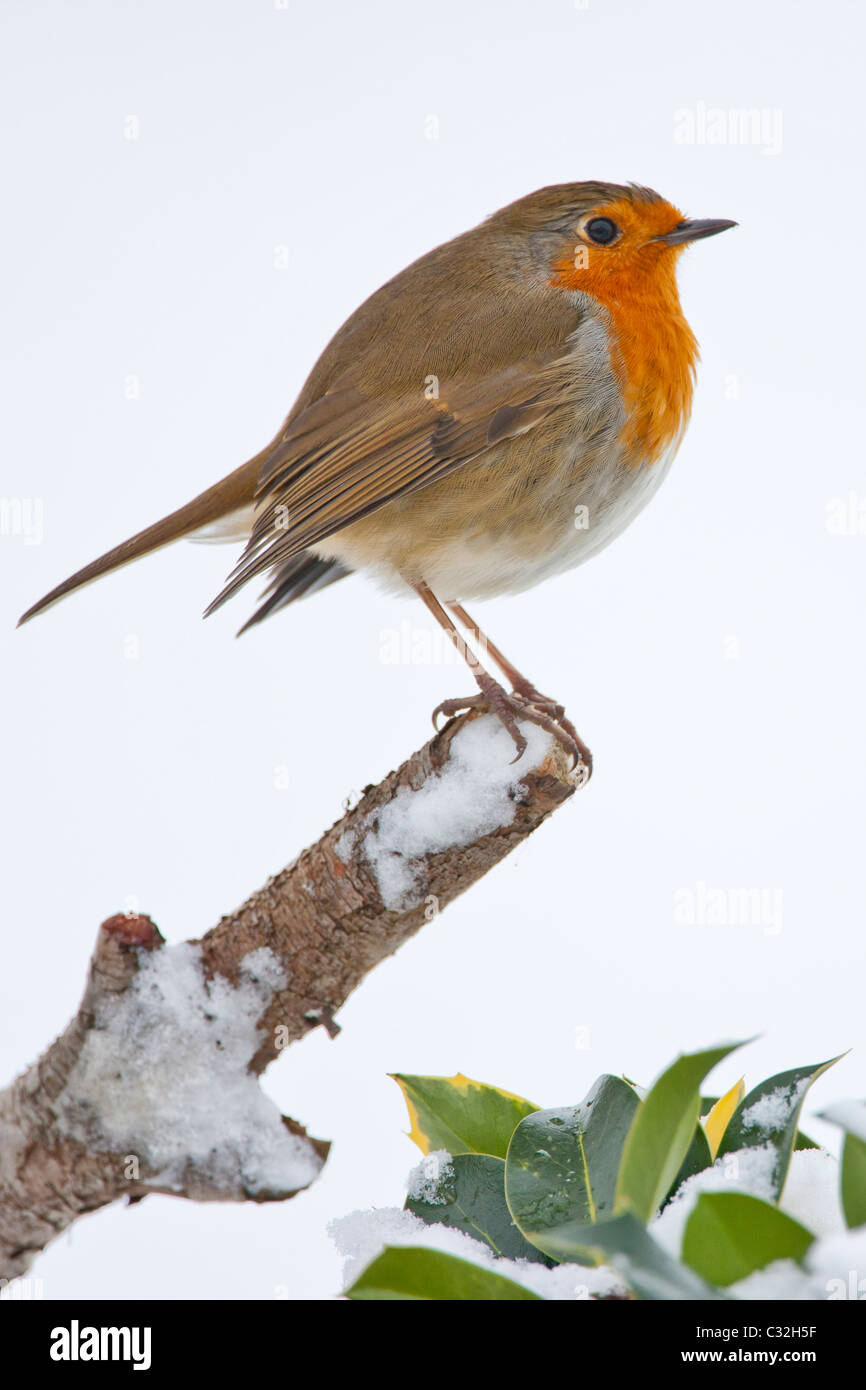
[17, 453, 264, 627]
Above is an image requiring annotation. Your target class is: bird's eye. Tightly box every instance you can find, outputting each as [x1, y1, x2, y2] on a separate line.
[585, 217, 619, 245]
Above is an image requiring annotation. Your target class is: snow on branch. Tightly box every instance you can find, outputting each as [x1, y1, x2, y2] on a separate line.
[0, 711, 582, 1281]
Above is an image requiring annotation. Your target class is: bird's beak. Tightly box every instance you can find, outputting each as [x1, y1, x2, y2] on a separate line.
[652, 218, 738, 246]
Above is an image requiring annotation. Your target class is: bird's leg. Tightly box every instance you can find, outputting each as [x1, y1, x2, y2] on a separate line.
[447, 602, 562, 711]
[412, 583, 590, 778]
[413, 582, 528, 758]
[447, 600, 592, 780]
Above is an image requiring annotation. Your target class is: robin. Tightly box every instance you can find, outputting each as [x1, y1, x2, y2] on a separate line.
[19, 181, 736, 779]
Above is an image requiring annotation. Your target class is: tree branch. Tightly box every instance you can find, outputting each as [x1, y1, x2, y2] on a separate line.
[0, 712, 582, 1281]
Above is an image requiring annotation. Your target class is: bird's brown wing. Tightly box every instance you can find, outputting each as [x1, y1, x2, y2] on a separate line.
[206, 351, 583, 615]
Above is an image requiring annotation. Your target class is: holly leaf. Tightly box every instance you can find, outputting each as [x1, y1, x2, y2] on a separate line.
[718, 1057, 843, 1199]
[505, 1075, 639, 1257]
[391, 1073, 537, 1157]
[682, 1192, 814, 1286]
[615, 1041, 748, 1222]
[406, 1152, 549, 1263]
[345, 1246, 542, 1301]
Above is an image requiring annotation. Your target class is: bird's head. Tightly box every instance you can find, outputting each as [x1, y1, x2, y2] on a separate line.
[487, 181, 736, 303]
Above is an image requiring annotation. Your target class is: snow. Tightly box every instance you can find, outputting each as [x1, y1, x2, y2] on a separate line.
[406, 1149, 455, 1204]
[54, 943, 322, 1196]
[778, 1149, 846, 1238]
[351, 716, 555, 910]
[740, 1079, 808, 1134]
[729, 1260, 816, 1300]
[806, 1226, 866, 1299]
[329, 1207, 626, 1301]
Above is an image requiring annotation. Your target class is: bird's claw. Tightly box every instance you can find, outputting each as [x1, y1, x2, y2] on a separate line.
[431, 684, 592, 783]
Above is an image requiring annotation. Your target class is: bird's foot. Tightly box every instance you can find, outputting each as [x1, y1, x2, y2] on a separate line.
[432, 677, 592, 783]
[506, 679, 591, 763]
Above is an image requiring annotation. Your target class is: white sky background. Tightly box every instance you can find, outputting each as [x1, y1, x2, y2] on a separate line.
[2, 0, 864, 1299]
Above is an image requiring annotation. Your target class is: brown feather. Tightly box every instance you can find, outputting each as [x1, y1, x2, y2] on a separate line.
[206, 280, 586, 615]
[18, 453, 264, 626]
[236, 553, 350, 635]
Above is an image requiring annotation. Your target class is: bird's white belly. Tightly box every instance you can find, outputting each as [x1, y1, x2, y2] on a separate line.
[330, 440, 680, 602]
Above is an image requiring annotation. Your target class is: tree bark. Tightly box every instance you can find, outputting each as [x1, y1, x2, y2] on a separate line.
[0, 712, 581, 1282]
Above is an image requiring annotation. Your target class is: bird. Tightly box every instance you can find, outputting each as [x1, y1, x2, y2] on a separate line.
[18, 181, 736, 780]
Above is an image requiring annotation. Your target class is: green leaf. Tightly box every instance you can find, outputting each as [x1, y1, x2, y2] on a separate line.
[526, 1211, 725, 1300]
[406, 1152, 549, 1263]
[504, 1075, 639, 1256]
[819, 1100, 866, 1228]
[391, 1073, 537, 1158]
[682, 1192, 814, 1287]
[615, 1041, 748, 1223]
[841, 1136, 866, 1229]
[718, 1057, 842, 1199]
[345, 1246, 542, 1300]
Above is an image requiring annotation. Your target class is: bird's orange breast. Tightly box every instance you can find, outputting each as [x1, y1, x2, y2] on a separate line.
[551, 242, 698, 466]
